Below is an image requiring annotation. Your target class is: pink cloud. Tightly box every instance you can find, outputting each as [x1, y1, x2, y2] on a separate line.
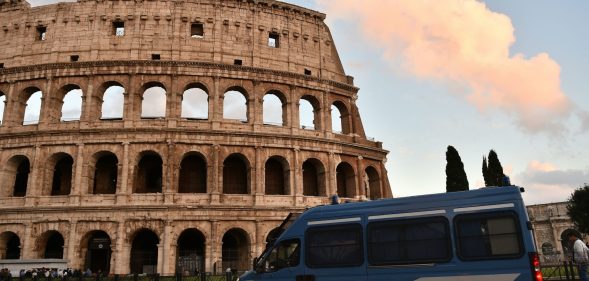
[319, 0, 582, 134]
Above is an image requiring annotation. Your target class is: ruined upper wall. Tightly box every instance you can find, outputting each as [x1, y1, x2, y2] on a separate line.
[0, 0, 350, 83]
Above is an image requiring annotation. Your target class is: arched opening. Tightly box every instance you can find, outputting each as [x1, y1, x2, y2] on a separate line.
[13, 158, 30, 197]
[222, 229, 250, 272]
[0, 232, 20, 259]
[541, 242, 554, 255]
[40, 231, 65, 259]
[365, 166, 381, 199]
[264, 156, 289, 195]
[23, 90, 42, 125]
[336, 162, 356, 198]
[2, 155, 30, 197]
[302, 158, 326, 196]
[181, 85, 209, 120]
[178, 154, 207, 193]
[263, 91, 285, 126]
[141, 84, 167, 119]
[61, 87, 83, 122]
[51, 154, 74, 196]
[0, 93, 6, 126]
[93, 153, 118, 194]
[130, 229, 159, 274]
[134, 152, 163, 193]
[223, 89, 248, 122]
[223, 154, 249, 194]
[331, 101, 350, 134]
[299, 95, 320, 130]
[176, 229, 206, 275]
[81, 231, 111, 274]
[101, 84, 125, 120]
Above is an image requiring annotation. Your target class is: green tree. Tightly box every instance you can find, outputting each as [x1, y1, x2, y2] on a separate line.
[487, 149, 506, 186]
[567, 184, 589, 233]
[446, 146, 469, 192]
[482, 156, 491, 187]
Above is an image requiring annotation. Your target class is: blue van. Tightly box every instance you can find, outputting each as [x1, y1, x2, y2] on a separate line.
[239, 186, 543, 281]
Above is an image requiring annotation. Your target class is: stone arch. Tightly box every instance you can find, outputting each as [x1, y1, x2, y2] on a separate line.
[129, 228, 160, 274]
[176, 228, 206, 274]
[58, 84, 83, 122]
[299, 94, 321, 130]
[263, 90, 287, 126]
[79, 230, 112, 274]
[0, 91, 5, 126]
[302, 158, 326, 196]
[365, 166, 381, 199]
[181, 83, 209, 120]
[223, 86, 248, 122]
[134, 151, 163, 193]
[100, 81, 125, 120]
[47, 153, 74, 196]
[541, 242, 554, 255]
[1, 155, 30, 197]
[21, 86, 43, 125]
[90, 151, 119, 194]
[141, 82, 167, 119]
[331, 100, 351, 134]
[264, 155, 290, 195]
[178, 152, 207, 193]
[0, 231, 21, 259]
[37, 230, 65, 259]
[336, 162, 356, 198]
[222, 153, 250, 194]
[222, 228, 251, 272]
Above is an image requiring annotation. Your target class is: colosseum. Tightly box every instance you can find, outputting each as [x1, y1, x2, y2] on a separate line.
[0, 0, 391, 275]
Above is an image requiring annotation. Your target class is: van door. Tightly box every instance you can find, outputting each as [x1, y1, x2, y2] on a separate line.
[303, 223, 366, 281]
[255, 238, 303, 281]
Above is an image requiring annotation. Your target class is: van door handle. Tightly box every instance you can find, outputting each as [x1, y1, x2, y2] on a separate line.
[296, 275, 315, 281]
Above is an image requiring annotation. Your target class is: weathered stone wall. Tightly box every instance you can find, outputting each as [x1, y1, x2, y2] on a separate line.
[0, 0, 391, 275]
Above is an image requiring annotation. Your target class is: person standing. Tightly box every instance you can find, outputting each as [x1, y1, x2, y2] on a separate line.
[569, 232, 589, 281]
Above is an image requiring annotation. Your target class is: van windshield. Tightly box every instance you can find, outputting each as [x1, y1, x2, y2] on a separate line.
[256, 212, 302, 268]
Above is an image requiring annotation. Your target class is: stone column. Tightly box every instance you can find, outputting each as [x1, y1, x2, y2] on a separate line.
[356, 156, 364, 199]
[67, 221, 78, 267]
[288, 85, 297, 132]
[26, 145, 43, 205]
[211, 77, 221, 129]
[70, 143, 85, 204]
[81, 77, 95, 125]
[22, 223, 34, 259]
[113, 221, 127, 274]
[3, 82, 16, 127]
[293, 147, 302, 206]
[251, 81, 261, 129]
[254, 146, 263, 205]
[210, 144, 221, 205]
[210, 220, 219, 274]
[327, 152, 336, 196]
[124, 76, 136, 128]
[117, 142, 130, 204]
[38, 78, 54, 127]
[161, 221, 172, 275]
[167, 75, 178, 128]
[322, 91, 331, 137]
[164, 141, 175, 204]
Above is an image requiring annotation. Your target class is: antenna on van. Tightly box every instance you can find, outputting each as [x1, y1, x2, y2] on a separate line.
[330, 194, 339, 205]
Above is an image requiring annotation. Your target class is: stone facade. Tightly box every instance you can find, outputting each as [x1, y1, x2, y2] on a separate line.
[0, 0, 391, 275]
[527, 202, 587, 263]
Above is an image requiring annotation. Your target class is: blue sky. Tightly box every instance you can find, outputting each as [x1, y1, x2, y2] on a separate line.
[283, 0, 589, 204]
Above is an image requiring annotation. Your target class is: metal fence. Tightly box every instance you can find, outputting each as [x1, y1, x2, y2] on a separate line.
[542, 261, 588, 281]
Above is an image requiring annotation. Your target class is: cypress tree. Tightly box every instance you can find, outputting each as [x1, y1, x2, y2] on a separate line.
[487, 149, 506, 186]
[445, 146, 469, 192]
[482, 156, 491, 187]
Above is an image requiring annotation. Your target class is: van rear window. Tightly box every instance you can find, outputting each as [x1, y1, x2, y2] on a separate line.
[306, 224, 363, 268]
[455, 212, 523, 260]
[367, 217, 451, 265]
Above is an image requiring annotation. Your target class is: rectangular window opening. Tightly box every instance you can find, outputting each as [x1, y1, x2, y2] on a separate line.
[36, 26, 47, 41]
[234, 59, 243, 66]
[269, 32, 280, 48]
[191, 23, 204, 38]
[0, 63, 4, 69]
[151, 54, 161, 60]
[304, 69, 312, 75]
[306, 224, 363, 268]
[113, 21, 125, 36]
[70, 55, 79, 62]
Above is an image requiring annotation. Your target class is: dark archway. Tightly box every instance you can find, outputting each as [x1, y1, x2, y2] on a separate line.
[302, 158, 326, 196]
[222, 229, 250, 272]
[178, 154, 207, 193]
[265, 157, 289, 195]
[134, 152, 163, 193]
[365, 166, 381, 199]
[223, 154, 249, 194]
[336, 162, 356, 198]
[43, 231, 65, 259]
[82, 231, 112, 274]
[51, 154, 74, 196]
[130, 229, 159, 274]
[0, 232, 20, 259]
[93, 153, 118, 194]
[3, 156, 31, 197]
[176, 229, 206, 274]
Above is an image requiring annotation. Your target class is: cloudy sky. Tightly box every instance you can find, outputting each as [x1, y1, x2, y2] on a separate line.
[22, 0, 589, 204]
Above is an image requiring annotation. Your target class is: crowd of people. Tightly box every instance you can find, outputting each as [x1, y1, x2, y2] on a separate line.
[0, 268, 100, 281]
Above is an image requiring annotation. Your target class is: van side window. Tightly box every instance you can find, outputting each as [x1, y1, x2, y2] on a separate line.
[262, 239, 300, 272]
[306, 224, 363, 268]
[367, 217, 451, 265]
[455, 212, 523, 260]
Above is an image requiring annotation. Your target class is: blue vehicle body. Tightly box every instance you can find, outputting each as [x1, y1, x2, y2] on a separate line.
[240, 186, 540, 281]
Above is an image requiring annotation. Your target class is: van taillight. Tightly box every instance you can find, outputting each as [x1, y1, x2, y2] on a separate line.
[529, 252, 543, 281]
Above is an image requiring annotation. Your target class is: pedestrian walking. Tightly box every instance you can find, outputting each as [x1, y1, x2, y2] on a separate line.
[568, 232, 589, 281]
